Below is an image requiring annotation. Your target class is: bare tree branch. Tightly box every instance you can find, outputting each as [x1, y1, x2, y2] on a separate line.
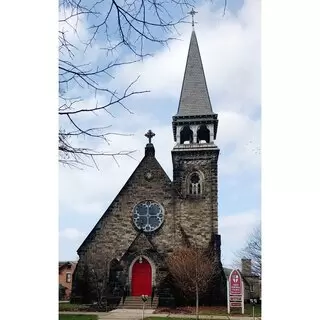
[59, 0, 228, 169]
[233, 225, 261, 277]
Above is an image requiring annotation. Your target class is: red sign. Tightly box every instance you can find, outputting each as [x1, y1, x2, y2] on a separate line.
[229, 269, 242, 296]
[230, 302, 242, 307]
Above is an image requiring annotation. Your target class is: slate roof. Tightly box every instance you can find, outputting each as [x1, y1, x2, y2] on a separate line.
[77, 144, 172, 254]
[176, 30, 214, 117]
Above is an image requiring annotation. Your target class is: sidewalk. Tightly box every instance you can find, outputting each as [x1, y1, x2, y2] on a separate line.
[151, 314, 260, 320]
[59, 310, 261, 320]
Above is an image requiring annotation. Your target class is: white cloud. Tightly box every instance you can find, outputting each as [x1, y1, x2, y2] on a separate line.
[59, 120, 174, 218]
[220, 209, 260, 266]
[115, 0, 260, 116]
[59, 228, 85, 241]
[59, 7, 89, 44]
[218, 111, 260, 175]
[218, 111, 257, 146]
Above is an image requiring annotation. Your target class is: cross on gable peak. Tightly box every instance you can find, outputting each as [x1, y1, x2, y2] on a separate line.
[145, 129, 155, 144]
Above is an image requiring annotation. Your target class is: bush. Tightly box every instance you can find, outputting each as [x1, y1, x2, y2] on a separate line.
[59, 284, 67, 301]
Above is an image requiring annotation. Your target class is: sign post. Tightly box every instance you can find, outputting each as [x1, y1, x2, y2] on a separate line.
[250, 299, 257, 320]
[141, 295, 148, 320]
[227, 269, 244, 315]
[227, 279, 230, 314]
[241, 275, 244, 314]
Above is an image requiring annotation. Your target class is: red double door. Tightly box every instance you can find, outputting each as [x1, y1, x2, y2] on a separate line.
[131, 258, 152, 296]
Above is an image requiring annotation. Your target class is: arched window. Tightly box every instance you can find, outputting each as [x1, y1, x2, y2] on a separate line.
[188, 172, 202, 195]
[197, 125, 210, 143]
[180, 126, 193, 144]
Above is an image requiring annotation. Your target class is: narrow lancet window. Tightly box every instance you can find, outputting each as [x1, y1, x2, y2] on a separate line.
[188, 172, 202, 195]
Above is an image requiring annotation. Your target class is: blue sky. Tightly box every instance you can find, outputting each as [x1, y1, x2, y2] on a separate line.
[59, 0, 261, 268]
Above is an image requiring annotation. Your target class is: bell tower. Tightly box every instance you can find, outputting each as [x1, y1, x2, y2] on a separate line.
[172, 29, 220, 247]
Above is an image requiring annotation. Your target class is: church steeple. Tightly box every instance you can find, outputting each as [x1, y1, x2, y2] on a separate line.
[172, 30, 218, 145]
[176, 30, 213, 117]
[171, 27, 220, 241]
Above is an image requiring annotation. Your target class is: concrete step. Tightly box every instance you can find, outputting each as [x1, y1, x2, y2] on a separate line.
[120, 304, 157, 309]
[120, 296, 158, 309]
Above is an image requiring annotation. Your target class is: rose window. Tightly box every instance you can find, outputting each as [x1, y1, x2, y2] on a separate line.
[133, 201, 164, 232]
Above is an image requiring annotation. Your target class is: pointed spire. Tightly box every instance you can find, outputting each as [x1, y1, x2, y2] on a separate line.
[176, 30, 213, 117]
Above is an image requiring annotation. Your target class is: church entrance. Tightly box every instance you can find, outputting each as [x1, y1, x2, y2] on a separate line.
[131, 258, 152, 296]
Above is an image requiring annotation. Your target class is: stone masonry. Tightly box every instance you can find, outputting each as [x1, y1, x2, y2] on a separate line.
[71, 29, 227, 307]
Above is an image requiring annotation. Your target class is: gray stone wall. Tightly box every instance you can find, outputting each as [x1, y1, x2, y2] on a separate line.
[172, 148, 220, 247]
[71, 144, 226, 306]
[72, 152, 176, 301]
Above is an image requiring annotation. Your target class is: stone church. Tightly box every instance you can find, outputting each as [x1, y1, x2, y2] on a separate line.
[71, 29, 227, 307]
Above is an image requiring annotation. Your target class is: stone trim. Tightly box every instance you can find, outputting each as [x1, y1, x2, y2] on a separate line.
[128, 255, 156, 294]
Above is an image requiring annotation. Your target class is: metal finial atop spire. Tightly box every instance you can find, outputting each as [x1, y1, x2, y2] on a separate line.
[145, 129, 155, 144]
[188, 8, 198, 28]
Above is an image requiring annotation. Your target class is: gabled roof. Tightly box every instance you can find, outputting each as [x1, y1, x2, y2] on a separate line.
[117, 232, 158, 261]
[77, 145, 172, 254]
[59, 261, 77, 270]
[176, 30, 214, 117]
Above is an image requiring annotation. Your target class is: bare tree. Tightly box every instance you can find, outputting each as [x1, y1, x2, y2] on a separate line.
[235, 225, 261, 277]
[90, 264, 109, 310]
[59, 0, 191, 168]
[59, 0, 228, 168]
[74, 252, 126, 310]
[167, 247, 219, 319]
[82, 254, 110, 309]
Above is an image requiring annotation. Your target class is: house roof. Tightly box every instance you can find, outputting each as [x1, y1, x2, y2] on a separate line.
[223, 267, 233, 277]
[223, 267, 260, 285]
[59, 261, 77, 270]
[176, 30, 214, 117]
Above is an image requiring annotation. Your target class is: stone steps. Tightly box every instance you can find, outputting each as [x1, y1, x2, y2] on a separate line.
[120, 296, 158, 309]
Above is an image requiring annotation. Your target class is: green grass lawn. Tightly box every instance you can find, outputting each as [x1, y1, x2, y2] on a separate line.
[59, 315, 98, 320]
[199, 304, 261, 317]
[59, 303, 91, 312]
[145, 318, 227, 320]
[154, 304, 261, 317]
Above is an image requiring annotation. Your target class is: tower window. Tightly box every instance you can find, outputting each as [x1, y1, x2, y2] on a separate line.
[180, 126, 193, 144]
[188, 172, 202, 195]
[197, 125, 210, 143]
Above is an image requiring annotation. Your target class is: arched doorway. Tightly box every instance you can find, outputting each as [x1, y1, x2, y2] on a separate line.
[131, 258, 152, 296]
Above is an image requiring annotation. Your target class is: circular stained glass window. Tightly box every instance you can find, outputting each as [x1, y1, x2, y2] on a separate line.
[133, 200, 164, 232]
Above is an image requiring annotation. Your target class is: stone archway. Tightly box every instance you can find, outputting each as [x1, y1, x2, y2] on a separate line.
[131, 257, 152, 296]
